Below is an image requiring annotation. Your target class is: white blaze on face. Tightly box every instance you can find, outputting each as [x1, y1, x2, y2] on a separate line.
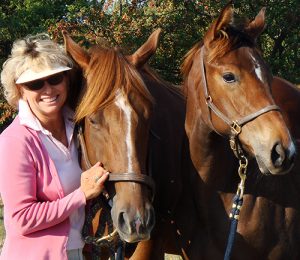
[115, 94, 134, 172]
[250, 53, 264, 83]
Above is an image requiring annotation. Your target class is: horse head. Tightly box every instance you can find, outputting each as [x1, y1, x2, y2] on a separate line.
[182, 3, 295, 175]
[63, 29, 162, 242]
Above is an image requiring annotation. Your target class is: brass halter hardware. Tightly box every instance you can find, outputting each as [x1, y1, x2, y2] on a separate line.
[236, 155, 248, 199]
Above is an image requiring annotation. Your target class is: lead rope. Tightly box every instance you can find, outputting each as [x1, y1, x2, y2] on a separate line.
[81, 187, 124, 260]
[224, 125, 248, 260]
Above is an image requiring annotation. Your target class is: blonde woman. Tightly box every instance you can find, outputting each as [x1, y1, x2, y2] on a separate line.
[0, 34, 109, 260]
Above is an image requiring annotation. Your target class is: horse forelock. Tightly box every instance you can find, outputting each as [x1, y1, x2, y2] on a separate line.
[207, 15, 256, 63]
[75, 46, 153, 122]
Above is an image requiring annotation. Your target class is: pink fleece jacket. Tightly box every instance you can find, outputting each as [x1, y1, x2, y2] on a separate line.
[0, 116, 86, 260]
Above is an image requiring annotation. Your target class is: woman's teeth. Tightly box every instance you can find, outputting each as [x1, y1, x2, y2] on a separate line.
[41, 95, 58, 103]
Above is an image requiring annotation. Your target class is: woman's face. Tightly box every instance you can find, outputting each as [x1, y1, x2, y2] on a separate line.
[19, 72, 68, 121]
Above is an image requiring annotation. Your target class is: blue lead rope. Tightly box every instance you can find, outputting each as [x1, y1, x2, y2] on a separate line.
[224, 194, 244, 260]
[224, 154, 248, 260]
[116, 241, 125, 260]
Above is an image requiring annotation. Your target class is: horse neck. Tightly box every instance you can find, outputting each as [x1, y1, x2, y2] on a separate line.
[184, 73, 238, 189]
[186, 107, 231, 184]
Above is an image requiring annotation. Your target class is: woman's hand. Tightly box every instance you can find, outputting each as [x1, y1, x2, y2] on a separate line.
[80, 162, 109, 200]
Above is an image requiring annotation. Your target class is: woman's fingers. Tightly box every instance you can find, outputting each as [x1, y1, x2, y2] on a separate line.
[80, 163, 109, 200]
[95, 171, 109, 185]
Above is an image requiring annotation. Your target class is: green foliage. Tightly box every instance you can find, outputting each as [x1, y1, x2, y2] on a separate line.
[0, 0, 299, 130]
[1, 0, 299, 83]
[47, 0, 299, 84]
[0, 0, 74, 64]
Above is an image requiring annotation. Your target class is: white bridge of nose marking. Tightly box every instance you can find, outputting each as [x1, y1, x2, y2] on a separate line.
[250, 53, 264, 83]
[115, 94, 133, 172]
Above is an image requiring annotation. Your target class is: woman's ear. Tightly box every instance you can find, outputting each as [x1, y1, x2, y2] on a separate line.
[17, 84, 26, 100]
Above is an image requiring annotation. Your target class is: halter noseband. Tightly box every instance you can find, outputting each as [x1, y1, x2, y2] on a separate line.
[77, 125, 155, 195]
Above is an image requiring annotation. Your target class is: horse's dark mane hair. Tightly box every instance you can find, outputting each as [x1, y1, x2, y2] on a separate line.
[75, 45, 154, 122]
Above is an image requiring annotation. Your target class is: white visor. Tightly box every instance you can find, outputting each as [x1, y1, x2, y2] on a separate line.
[16, 65, 72, 84]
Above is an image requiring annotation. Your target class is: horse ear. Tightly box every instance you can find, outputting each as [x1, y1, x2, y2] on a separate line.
[128, 28, 162, 68]
[204, 2, 234, 46]
[62, 31, 90, 70]
[244, 7, 266, 40]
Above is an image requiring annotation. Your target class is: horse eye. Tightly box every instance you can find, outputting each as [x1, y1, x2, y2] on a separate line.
[88, 117, 97, 124]
[223, 73, 236, 83]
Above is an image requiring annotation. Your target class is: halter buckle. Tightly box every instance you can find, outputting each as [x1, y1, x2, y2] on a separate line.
[229, 139, 236, 151]
[231, 121, 242, 135]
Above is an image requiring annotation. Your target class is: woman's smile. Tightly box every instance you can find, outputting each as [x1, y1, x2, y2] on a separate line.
[40, 94, 60, 104]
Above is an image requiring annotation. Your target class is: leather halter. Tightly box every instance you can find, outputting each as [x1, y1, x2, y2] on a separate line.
[199, 47, 280, 153]
[77, 126, 155, 195]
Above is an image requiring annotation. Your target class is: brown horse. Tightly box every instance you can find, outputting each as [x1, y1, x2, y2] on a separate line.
[182, 3, 299, 260]
[63, 30, 203, 259]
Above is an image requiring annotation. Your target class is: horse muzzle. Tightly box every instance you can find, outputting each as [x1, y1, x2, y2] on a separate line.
[256, 141, 296, 175]
[111, 200, 155, 243]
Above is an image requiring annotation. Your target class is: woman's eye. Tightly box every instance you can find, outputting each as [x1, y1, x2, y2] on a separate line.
[223, 73, 236, 83]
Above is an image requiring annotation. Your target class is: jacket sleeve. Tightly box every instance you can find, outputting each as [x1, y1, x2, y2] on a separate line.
[0, 135, 86, 236]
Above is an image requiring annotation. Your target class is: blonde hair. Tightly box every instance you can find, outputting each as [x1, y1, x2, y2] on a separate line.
[0, 33, 73, 108]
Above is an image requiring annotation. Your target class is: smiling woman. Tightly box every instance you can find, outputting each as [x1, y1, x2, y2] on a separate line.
[0, 34, 110, 260]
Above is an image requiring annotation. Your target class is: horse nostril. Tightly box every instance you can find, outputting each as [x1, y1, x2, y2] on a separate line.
[118, 212, 130, 234]
[271, 142, 286, 167]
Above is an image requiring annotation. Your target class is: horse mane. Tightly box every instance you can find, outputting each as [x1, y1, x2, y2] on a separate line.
[181, 41, 203, 80]
[75, 45, 153, 122]
[180, 41, 203, 96]
[181, 14, 256, 95]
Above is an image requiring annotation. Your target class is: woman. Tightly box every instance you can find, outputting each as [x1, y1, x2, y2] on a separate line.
[0, 34, 109, 260]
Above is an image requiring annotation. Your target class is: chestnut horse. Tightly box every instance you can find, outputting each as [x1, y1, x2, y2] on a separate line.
[63, 30, 202, 259]
[182, 3, 299, 260]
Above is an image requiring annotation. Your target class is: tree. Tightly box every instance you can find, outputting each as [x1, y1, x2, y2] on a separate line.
[48, 0, 299, 84]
